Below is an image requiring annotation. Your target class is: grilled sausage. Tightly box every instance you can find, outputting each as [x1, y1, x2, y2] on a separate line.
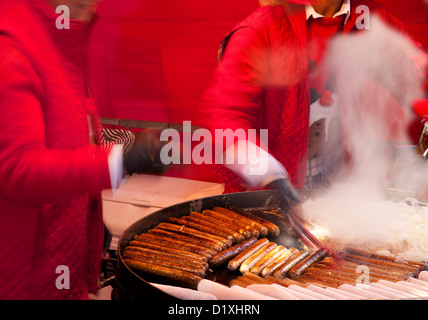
[228, 238, 269, 271]
[123, 246, 209, 270]
[208, 237, 257, 268]
[295, 274, 342, 288]
[240, 242, 278, 274]
[167, 216, 236, 243]
[212, 207, 269, 237]
[263, 276, 290, 287]
[128, 240, 210, 262]
[273, 250, 310, 279]
[341, 253, 421, 277]
[241, 272, 267, 284]
[123, 251, 206, 277]
[133, 233, 216, 257]
[314, 261, 409, 282]
[344, 247, 428, 271]
[279, 277, 309, 287]
[227, 206, 280, 236]
[155, 222, 231, 249]
[320, 257, 413, 278]
[250, 245, 288, 275]
[230, 275, 258, 287]
[288, 248, 329, 279]
[318, 263, 407, 283]
[123, 259, 203, 289]
[190, 211, 252, 239]
[302, 269, 359, 287]
[202, 210, 259, 238]
[261, 247, 299, 277]
[229, 277, 250, 288]
[181, 215, 246, 243]
[147, 228, 222, 252]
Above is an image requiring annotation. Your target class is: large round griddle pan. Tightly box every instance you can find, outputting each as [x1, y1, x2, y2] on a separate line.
[115, 189, 317, 300]
[114, 188, 424, 300]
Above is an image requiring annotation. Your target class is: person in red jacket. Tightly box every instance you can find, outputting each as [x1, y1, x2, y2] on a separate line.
[202, 0, 425, 196]
[0, 0, 166, 299]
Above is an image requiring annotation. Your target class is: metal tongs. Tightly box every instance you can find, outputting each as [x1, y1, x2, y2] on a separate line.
[416, 120, 428, 163]
[268, 178, 337, 257]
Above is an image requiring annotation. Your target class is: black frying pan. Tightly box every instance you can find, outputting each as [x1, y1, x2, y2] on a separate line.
[114, 189, 316, 300]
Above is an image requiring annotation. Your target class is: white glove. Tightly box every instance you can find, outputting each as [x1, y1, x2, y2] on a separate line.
[222, 140, 286, 187]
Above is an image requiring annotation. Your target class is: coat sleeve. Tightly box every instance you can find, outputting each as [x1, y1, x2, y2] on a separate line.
[0, 39, 111, 207]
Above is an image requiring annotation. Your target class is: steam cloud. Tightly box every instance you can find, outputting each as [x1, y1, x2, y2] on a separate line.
[300, 16, 428, 257]
[318, 15, 426, 196]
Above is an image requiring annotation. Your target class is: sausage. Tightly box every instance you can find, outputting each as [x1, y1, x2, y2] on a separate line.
[230, 275, 258, 287]
[319, 257, 413, 278]
[128, 240, 210, 262]
[122, 251, 207, 278]
[226, 206, 280, 236]
[184, 213, 246, 242]
[288, 248, 329, 279]
[273, 250, 310, 279]
[167, 216, 236, 243]
[147, 228, 222, 252]
[239, 242, 278, 274]
[133, 233, 216, 257]
[241, 272, 267, 285]
[263, 276, 290, 287]
[279, 277, 309, 287]
[261, 247, 299, 277]
[295, 274, 341, 288]
[203, 209, 260, 237]
[155, 222, 231, 249]
[341, 253, 421, 277]
[228, 238, 269, 271]
[344, 247, 428, 271]
[208, 237, 257, 268]
[314, 261, 409, 282]
[306, 265, 357, 279]
[229, 277, 250, 288]
[202, 210, 259, 238]
[212, 207, 269, 237]
[302, 269, 358, 287]
[123, 259, 203, 289]
[156, 222, 231, 249]
[300, 269, 357, 287]
[250, 245, 288, 275]
[123, 246, 209, 270]
[181, 215, 246, 243]
[190, 211, 252, 239]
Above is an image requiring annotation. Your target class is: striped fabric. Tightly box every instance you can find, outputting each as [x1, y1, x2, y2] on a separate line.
[101, 128, 135, 155]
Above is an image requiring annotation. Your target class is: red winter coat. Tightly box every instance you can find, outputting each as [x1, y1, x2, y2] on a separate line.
[0, 0, 111, 299]
[202, 0, 407, 193]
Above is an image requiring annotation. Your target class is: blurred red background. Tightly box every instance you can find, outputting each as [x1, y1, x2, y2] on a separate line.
[88, 0, 428, 182]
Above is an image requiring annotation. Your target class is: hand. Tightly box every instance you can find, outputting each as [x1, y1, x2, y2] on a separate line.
[265, 177, 300, 204]
[123, 130, 169, 175]
[223, 140, 299, 202]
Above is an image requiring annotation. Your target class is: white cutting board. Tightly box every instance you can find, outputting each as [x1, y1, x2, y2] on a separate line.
[102, 174, 224, 208]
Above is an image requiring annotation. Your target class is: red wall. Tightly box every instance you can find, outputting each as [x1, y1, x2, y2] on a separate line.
[88, 0, 427, 182]
[89, 0, 260, 124]
[376, 0, 428, 51]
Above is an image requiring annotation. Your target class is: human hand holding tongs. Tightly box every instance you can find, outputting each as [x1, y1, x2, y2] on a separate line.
[266, 177, 336, 256]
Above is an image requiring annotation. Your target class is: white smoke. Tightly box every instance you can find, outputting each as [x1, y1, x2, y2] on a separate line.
[300, 16, 428, 257]
[324, 15, 426, 197]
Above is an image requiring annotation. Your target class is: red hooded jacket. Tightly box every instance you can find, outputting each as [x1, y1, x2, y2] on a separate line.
[202, 0, 407, 193]
[0, 0, 111, 299]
